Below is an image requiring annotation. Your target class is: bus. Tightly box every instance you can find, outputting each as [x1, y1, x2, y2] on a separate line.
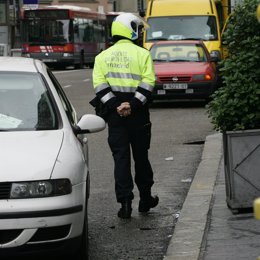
[20, 5, 107, 69]
[143, 0, 231, 60]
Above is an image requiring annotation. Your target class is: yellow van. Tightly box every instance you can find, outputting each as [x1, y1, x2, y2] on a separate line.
[144, 0, 230, 59]
[256, 3, 260, 23]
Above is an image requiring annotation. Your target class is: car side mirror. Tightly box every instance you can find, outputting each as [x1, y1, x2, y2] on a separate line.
[139, 10, 145, 17]
[76, 114, 106, 134]
[210, 55, 220, 62]
[210, 51, 221, 62]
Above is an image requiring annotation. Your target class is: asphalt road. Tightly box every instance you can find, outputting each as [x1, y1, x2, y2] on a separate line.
[53, 67, 216, 260]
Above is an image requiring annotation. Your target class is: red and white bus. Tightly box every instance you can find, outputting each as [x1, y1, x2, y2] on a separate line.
[21, 5, 107, 69]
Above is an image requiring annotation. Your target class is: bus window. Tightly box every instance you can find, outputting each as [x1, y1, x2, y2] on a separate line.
[23, 19, 70, 44]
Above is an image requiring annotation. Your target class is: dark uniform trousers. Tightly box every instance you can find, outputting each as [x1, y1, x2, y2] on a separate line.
[108, 121, 154, 203]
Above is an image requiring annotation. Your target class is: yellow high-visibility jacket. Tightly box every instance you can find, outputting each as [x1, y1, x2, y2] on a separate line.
[92, 39, 155, 114]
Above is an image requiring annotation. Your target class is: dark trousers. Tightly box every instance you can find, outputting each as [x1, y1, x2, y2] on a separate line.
[108, 122, 154, 203]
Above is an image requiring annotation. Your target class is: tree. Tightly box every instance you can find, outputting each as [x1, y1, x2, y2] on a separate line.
[207, 0, 260, 131]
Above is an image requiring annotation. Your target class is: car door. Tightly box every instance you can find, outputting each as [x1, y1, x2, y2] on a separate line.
[47, 69, 89, 163]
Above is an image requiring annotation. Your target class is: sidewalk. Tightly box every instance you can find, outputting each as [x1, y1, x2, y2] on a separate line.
[164, 133, 260, 260]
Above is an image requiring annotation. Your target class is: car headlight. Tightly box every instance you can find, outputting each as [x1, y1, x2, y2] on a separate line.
[21, 53, 30, 58]
[63, 53, 73, 57]
[193, 74, 212, 81]
[10, 179, 72, 199]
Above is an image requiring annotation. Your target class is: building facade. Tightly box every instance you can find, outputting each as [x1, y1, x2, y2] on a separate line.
[0, 0, 17, 55]
[37, 0, 146, 13]
[38, 0, 114, 12]
[0, 0, 146, 55]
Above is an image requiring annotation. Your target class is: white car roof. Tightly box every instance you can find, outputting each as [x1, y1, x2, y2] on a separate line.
[0, 57, 43, 73]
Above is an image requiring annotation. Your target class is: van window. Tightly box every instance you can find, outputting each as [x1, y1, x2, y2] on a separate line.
[146, 16, 218, 42]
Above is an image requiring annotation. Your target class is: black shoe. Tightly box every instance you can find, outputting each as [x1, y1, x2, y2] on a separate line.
[118, 201, 132, 219]
[138, 196, 159, 213]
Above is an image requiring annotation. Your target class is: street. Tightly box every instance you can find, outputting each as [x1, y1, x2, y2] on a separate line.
[53, 67, 216, 260]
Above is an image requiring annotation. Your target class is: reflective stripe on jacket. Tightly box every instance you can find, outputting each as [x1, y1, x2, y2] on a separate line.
[92, 39, 155, 107]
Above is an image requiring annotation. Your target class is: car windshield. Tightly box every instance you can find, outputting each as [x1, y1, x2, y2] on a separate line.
[150, 43, 208, 62]
[0, 72, 58, 131]
[146, 16, 218, 41]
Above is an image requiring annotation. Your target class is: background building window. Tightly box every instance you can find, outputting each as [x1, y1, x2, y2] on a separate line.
[0, 2, 7, 24]
[59, 0, 97, 2]
[39, 0, 52, 3]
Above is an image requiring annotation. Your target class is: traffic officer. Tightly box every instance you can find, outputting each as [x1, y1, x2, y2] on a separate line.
[92, 13, 159, 219]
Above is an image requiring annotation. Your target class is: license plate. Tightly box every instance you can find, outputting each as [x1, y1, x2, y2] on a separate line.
[163, 83, 188, 90]
[157, 89, 166, 95]
[186, 89, 194, 93]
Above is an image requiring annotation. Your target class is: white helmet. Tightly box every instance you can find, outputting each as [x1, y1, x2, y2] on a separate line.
[111, 13, 148, 41]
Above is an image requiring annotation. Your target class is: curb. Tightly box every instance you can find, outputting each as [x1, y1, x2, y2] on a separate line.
[164, 133, 223, 260]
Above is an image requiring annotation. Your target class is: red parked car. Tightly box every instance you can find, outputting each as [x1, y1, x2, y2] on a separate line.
[150, 40, 219, 102]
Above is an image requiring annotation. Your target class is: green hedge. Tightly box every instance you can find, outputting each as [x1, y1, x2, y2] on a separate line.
[207, 0, 260, 131]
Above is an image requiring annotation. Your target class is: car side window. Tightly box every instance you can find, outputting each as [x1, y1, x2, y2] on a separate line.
[47, 69, 77, 126]
[0, 72, 58, 131]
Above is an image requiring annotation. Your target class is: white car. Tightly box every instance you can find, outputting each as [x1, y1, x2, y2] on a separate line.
[0, 57, 105, 258]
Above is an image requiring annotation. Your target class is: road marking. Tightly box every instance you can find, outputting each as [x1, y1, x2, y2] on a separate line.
[63, 85, 72, 88]
[83, 78, 91, 82]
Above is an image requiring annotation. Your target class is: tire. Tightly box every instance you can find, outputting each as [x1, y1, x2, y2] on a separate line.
[75, 54, 84, 69]
[88, 62, 94, 69]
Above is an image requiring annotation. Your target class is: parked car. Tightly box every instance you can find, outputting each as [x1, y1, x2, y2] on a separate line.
[150, 40, 219, 102]
[0, 57, 106, 259]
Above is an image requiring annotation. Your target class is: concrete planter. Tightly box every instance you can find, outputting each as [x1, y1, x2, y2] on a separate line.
[223, 129, 260, 213]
